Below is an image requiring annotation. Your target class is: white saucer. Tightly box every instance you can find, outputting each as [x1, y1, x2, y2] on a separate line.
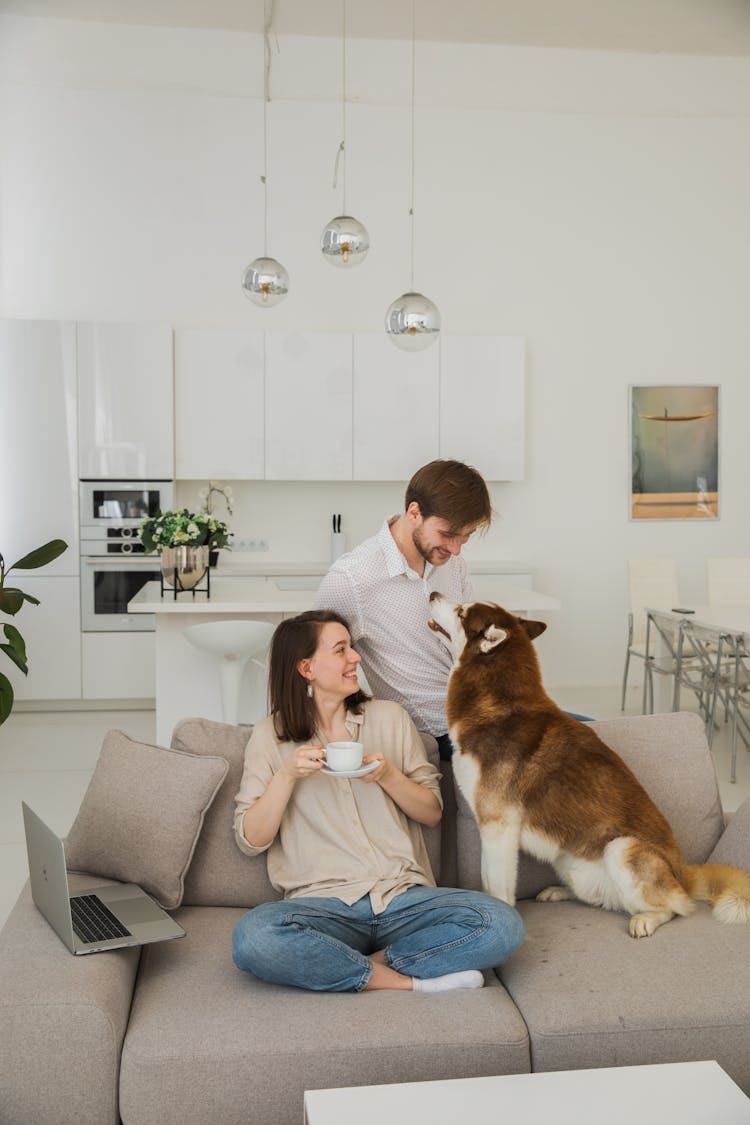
[320, 761, 379, 780]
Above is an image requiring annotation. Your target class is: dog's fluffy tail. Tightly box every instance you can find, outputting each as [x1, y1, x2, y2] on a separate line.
[682, 863, 750, 924]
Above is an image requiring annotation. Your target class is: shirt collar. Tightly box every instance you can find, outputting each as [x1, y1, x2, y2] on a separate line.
[378, 516, 434, 581]
[345, 710, 364, 733]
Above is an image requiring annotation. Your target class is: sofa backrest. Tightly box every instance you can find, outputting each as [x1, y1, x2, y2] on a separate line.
[455, 711, 726, 900]
[173, 717, 442, 908]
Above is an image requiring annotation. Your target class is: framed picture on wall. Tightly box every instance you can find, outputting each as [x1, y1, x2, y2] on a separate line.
[629, 384, 719, 520]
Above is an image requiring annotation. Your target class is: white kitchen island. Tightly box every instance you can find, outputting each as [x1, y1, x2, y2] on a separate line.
[129, 570, 561, 746]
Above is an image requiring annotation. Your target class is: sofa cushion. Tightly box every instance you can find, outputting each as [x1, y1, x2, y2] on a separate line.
[499, 899, 750, 1094]
[171, 718, 281, 907]
[709, 796, 750, 871]
[172, 718, 443, 907]
[456, 711, 725, 900]
[65, 729, 228, 910]
[119, 905, 530, 1125]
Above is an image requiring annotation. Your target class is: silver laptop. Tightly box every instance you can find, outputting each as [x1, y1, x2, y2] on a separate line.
[22, 802, 186, 954]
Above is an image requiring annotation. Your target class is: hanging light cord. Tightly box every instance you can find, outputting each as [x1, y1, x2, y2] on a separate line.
[409, 0, 416, 290]
[331, 0, 347, 213]
[261, 0, 278, 256]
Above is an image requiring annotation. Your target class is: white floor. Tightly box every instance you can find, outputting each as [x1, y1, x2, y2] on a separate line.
[1, 684, 749, 931]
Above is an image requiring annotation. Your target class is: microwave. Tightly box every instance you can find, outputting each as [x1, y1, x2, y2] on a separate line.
[79, 480, 173, 532]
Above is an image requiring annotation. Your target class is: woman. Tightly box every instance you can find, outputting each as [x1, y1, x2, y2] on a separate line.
[232, 609, 524, 993]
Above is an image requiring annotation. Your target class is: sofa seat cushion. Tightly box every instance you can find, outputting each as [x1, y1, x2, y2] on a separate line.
[119, 906, 530, 1125]
[499, 899, 750, 1094]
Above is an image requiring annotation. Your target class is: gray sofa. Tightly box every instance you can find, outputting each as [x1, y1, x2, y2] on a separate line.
[1, 711, 749, 1124]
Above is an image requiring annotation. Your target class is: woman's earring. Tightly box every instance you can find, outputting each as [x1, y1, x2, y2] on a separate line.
[307, 682, 314, 698]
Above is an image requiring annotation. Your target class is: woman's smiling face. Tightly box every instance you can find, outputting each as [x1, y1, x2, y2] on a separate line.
[303, 621, 361, 700]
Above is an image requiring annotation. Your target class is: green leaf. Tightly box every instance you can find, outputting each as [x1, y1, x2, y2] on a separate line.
[0, 588, 24, 615]
[9, 539, 68, 571]
[0, 672, 13, 725]
[1, 643, 27, 675]
[1, 624, 27, 674]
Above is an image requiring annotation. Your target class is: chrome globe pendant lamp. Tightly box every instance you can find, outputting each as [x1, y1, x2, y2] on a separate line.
[241, 0, 289, 307]
[385, 0, 440, 350]
[320, 0, 369, 268]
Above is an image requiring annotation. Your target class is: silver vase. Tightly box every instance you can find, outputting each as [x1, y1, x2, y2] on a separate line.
[160, 545, 209, 590]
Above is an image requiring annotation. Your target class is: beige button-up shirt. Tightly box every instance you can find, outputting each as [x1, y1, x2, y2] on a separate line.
[233, 699, 442, 913]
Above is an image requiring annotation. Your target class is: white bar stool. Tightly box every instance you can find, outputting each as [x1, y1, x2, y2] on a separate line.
[183, 620, 275, 726]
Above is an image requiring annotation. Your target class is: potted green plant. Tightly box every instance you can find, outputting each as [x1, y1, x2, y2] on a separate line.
[138, 509, 232, 589]
[0, 538, 68, 725]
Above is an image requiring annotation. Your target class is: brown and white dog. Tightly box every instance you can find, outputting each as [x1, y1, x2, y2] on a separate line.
[428, 592, 750, 937]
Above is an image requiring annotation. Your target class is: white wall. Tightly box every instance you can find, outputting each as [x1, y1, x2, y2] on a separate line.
[2, 15, 750, 688]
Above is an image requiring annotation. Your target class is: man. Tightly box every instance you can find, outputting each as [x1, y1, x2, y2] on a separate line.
[314, 459, 492, 761]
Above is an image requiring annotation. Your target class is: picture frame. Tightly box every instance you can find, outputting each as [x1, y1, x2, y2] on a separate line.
[629, 384, 719, 520]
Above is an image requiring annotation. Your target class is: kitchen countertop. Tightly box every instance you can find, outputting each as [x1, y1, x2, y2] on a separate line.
[129, 578, 319, 614]
[128, 574, 561, 614]
[212, 557, 535, 577]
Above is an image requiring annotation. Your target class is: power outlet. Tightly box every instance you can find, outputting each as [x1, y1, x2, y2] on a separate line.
[233, 537, 269, 552]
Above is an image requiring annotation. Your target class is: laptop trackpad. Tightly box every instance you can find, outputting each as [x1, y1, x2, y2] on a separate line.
[114, 896, 170, 925]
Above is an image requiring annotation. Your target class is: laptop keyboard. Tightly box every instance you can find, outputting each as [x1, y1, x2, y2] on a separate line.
[70, 894, 132, 944]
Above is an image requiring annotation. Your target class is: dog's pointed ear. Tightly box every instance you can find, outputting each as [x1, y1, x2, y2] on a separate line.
[522, 618, 547, 641]
[479, 624, 508, 653]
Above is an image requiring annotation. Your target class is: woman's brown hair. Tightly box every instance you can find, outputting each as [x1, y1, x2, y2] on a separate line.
[268, 609, 369, 742]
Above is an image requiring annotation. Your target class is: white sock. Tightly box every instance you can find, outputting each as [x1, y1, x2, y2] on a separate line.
[412, 970, 484, 993]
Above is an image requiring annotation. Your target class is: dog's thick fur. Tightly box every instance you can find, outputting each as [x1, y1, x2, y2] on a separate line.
[428, 593, 750, 937]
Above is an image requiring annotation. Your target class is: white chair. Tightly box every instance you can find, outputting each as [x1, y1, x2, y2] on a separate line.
[672, 618, 728, 750]
[622, 559, 680, 713]
[183, 620, 275, 726]
[707, 557, 750, 606]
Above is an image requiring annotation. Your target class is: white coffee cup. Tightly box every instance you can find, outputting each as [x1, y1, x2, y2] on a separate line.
[325, 741, 364, 772]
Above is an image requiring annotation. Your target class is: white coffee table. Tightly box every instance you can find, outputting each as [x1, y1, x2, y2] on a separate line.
[303, 1061, 750, 1124]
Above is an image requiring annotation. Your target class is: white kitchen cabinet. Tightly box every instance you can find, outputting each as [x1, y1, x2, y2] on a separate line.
[175, 328, 264, 480]
[77, 322, 174, 480]
[265, 333, 352, 480]
[0, 319, 79, 575]
[5, 576, 82, 701]
[352, 334, 440, 481]
[81, 632, 155, 700]
[440, 335, 526, 481]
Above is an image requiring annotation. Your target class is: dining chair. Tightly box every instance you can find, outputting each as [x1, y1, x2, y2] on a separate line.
[622, 559, 680, 713]
[671, 618, 728, 750]
[707, 557, 750, 606]
[720, 632, 750, 783]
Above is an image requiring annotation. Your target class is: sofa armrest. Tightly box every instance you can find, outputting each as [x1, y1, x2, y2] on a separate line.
[708, 797, 750, 871]
[0, 879, 140, 1125]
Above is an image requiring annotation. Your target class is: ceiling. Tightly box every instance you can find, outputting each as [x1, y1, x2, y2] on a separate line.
[2, 0, 750, 56]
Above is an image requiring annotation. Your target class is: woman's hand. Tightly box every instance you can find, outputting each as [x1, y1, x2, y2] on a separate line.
[360, 753, 441, 827]
[281, 743, 326, 781]
[360, 752, 392, 784]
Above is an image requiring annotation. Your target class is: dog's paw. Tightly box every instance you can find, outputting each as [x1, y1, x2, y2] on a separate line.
[536, 885, 575, 903]
[628, 910, 673, 938]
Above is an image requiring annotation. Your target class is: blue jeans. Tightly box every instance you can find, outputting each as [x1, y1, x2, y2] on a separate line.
[232, 884, 524, 993]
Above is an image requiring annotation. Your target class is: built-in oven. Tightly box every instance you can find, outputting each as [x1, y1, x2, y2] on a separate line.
[79, 480, 173, 632]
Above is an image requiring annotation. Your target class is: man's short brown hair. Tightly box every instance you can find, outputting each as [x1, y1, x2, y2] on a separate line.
[404, 459, 492, 532]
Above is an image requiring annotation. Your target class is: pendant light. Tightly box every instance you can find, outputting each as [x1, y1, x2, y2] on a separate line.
[241, 0, 289, 306]
[385, 0, 440, 350]
[320, 0, 369, 268]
